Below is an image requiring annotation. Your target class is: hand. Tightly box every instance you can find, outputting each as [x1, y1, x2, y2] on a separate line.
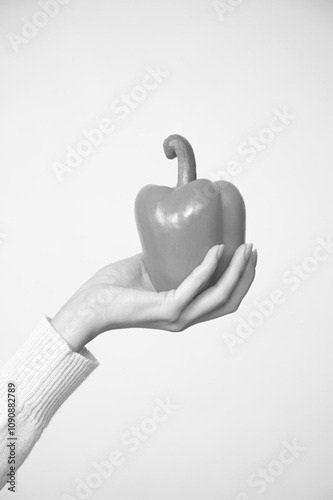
[51, 243, 257, 352]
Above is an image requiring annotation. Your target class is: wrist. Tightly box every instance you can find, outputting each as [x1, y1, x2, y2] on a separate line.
[51, 292, 95, 352]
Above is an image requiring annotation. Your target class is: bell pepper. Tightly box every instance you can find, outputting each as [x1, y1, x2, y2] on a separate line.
[135, 134, 246, 292]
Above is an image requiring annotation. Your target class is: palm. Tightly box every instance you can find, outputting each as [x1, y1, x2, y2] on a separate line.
[70, 252, 169, 337]
[86, 253, 156, 292]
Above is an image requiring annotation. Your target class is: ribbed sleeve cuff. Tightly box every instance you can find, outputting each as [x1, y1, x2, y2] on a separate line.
[0, 316, 99, 428]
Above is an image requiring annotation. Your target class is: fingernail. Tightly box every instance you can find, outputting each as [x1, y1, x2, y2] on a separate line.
[244, 243, 253, 260]
[217, 244, 224, 259]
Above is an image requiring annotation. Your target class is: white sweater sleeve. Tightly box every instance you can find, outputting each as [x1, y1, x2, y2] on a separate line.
[0, 316, 99, 491]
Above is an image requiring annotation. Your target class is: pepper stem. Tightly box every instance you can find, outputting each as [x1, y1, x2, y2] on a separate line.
[163, 134, 197, 188]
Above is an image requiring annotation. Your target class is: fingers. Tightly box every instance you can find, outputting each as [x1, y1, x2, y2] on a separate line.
[225, 249, 257, 313]
[177, 243, 252, 325]
[186, 249, 257, 327]
[173, 244, 224, 310]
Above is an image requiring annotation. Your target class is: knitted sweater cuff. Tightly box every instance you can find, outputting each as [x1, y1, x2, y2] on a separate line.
[0, 316, 99, 428]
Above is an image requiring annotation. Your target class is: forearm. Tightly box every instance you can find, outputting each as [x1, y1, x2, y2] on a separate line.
[0, 317, 98, 491]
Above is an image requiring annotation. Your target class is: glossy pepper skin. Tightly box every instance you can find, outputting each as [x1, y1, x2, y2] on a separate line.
[135, 134, 246, 292]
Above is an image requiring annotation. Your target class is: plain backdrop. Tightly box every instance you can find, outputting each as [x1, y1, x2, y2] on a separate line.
[1, 0, 333, 499]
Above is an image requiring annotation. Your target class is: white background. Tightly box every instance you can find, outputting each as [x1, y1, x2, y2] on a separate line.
[1, 0, 333, 499]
